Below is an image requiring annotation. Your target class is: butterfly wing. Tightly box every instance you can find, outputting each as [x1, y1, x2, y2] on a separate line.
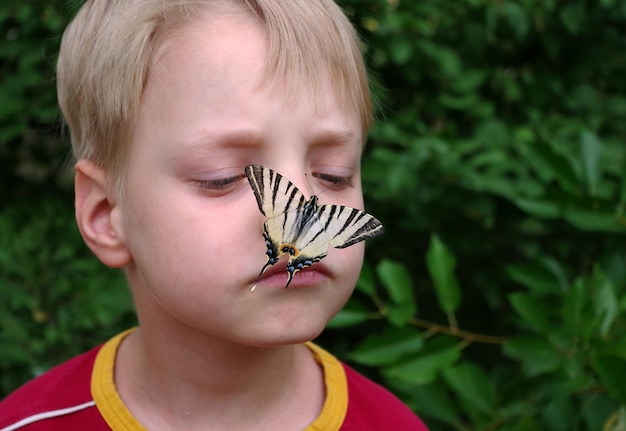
[281, 203, 384, 287]
[245, 164, 307, 219]
[316, 204, 385, 249]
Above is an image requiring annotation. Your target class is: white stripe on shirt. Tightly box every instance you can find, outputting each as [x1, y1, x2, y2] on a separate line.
[0, 401, 96, 431]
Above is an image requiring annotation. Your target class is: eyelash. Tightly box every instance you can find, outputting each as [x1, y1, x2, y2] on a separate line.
[193, 174, 246, 192]
[312, 172, 353, 189]
[192, 171, 352, 195]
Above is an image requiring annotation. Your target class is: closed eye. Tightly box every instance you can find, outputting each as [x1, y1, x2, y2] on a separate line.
[193, 174, 246, 195]
[312, 172, 354, 191]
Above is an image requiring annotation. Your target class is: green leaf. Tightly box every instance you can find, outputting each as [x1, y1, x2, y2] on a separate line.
[564, 208, 626, 233]
[383, 345, 461, 385]
[503, 2, 530, 40]
[425, 234, 461, 314]
[560, 2, 585, 34]
[376, 259, 416, 308]
[543, 397, 577, 431]
[506, 257, 567, 294]
[508, 292, 552, 334]
[591, 353, 626, 404]
[512, 197, 561, 219]
[356, 261, 376, 296]
[389, 37, 413, 65]
[529, 140, 581, 193]
[348, 327, 423, 366]
[326, 309, 371, 329]
[504, 336, 562, 377]
[375, 259, 417, 326]
[409, 382, 460, 425]
[384, 303, 417, 327]
[442, 362, 495, 413]
[580, 130, 603, 195]
[561, 278, 585, 334]
[591, 267, 618, 338]
[508, 417, 543, 431]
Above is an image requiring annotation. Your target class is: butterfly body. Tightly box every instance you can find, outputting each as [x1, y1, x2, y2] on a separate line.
[245, 164, 384, 288]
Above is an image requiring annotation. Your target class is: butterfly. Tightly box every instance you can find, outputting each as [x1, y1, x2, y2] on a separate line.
[245, 164, 385, 289]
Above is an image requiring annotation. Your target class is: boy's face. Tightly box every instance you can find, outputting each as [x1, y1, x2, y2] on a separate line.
[114, 11, 365, 346]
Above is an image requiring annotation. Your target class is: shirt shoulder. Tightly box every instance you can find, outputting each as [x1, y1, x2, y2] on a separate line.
[341, 364, 429, 430]
[0, 345, 107, 431]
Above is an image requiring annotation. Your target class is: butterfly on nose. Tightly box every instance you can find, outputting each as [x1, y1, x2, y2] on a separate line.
[245, 164, 384, 290]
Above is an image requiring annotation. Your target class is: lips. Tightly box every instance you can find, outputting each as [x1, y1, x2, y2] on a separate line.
[250, 258, 332, 289]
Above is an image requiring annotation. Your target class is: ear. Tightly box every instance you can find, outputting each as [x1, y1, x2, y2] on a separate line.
[74, 160, 131, 268]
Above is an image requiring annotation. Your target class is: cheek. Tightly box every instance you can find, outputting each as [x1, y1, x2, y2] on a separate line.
[331, 242, 365, 284]
[118, 187, 263, 275]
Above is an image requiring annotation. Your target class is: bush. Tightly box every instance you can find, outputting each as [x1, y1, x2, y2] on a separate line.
[1, 1, 625, 429]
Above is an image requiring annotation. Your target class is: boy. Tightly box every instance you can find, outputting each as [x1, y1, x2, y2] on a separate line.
[0, 0, 428, 429]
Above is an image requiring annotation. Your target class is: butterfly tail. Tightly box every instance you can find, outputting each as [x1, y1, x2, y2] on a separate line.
[284, 267, 296, 289]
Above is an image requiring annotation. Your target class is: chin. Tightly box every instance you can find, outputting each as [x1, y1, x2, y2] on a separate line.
[247, 318, 329, 348]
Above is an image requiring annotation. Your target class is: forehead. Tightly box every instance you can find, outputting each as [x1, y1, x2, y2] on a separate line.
[148, 4, 366, 135]
[132, 11, 360, 151]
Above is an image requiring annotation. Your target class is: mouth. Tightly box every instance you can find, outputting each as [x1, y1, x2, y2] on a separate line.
[250, 259, 332, 289]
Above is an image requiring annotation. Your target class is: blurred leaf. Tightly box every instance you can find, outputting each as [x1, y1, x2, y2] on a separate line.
[356, 261, 376, 296]
[529, 140, 581, 193]
[506, 257, 567, 294]
[512, 197, 561, 219]
[590, 267, 618, 338]
[326, 308, 371, 329]
[504, 336, 562, 377]
[376, 259, 417, 325]
[580, 130, 603, 195]
[389, 37, 413, 65]
[543, 397, 577, 431]
[442, 362, 495, 413]
[408, 382, 460, 425]
[508, 292, 552, 334]
[383, 345, 460, 385]
[591, 353, 626, 404]
[348, 326, 423, 366]
[425, 234, 461, 314]
[564, 208, 626, 233]
[561, 278, 585, 335]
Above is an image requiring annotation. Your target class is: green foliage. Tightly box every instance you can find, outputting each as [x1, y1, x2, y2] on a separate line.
[0, 198, 135, 395]
[1, 0, 625, 430]
[325, 254, 625, 430]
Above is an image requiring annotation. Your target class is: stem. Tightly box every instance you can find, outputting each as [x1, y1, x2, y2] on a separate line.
[409, 317, 509, 345]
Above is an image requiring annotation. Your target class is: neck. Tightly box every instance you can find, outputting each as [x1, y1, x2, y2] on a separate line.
[114, 321, 324, 431]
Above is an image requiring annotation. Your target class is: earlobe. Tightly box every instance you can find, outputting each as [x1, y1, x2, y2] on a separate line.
[74, 160, 131, 268]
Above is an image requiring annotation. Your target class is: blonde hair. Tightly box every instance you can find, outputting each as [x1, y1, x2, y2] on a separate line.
[57, 0, 372, 187]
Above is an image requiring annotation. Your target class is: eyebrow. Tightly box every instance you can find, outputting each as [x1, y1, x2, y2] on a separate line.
[168, 125, 362, 162]
[310, 129, 361, 147]
[170, 129, 262, 157]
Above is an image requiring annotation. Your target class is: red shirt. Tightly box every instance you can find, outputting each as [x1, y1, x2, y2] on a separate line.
[0, 331, 428, 430]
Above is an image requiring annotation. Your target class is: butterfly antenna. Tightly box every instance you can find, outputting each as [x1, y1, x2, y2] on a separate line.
[307, 174, 340, 201]
[304, 172, 315, 198]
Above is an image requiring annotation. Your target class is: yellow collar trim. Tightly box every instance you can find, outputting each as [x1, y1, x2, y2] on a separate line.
[92, 329, 145, 431]
[91, 330, 348, 431]
[304, 342, 348, 430]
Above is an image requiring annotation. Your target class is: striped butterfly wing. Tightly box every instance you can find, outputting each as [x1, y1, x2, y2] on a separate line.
[245, 164, 384, 288]
[316, 204, 385, 249]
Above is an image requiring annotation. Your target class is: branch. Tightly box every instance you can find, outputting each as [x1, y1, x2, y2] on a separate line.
[408, 317, 509, 345]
